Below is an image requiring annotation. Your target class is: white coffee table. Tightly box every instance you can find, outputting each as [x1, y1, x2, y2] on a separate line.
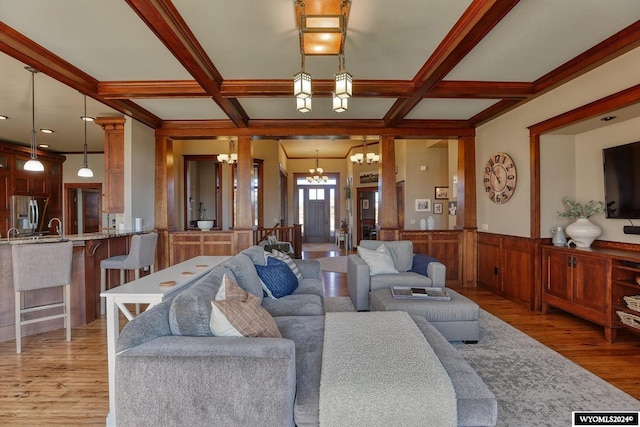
[101, 255, 230, 426]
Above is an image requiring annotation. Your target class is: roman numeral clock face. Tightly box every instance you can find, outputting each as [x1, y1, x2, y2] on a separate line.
[483, 152, 517, 204]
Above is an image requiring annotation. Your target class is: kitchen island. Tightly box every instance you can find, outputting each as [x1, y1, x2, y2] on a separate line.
[0, 230, 151, 343]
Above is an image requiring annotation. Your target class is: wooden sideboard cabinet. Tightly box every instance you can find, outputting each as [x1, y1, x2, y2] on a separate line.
[541, 245, 640, 343]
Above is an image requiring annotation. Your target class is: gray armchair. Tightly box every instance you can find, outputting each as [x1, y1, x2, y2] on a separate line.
[347, 240, 446, 311]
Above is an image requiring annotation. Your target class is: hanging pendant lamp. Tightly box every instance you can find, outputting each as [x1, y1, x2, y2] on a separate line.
[78, 95, 94, 177]
[24, 67, 44, 172]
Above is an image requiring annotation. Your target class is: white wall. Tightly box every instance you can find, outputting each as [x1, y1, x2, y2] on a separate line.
[476, 45, 640, 240]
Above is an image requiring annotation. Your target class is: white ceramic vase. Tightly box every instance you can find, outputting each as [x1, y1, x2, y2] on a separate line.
[565, 218, 601, 248]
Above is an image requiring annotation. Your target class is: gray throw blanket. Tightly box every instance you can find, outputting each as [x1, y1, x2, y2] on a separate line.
[319, 311, 457, 426]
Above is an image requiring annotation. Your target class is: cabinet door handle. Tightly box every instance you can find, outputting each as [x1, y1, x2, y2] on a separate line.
[568, 256, 572, 267]
[573, 257, 577, 268]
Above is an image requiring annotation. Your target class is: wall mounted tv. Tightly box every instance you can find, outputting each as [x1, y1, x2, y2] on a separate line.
[603, 141, 640, 219]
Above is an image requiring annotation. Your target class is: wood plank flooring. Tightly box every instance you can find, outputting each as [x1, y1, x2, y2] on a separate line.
[0, 249, 638, 425]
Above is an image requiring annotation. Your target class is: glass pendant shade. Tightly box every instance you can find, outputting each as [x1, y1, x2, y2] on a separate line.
[24, 158, 44, 171]
[335, 71, 352, 99]
[78, 166, 93, 177]
[293, 71, 312, 99]
[297, 96, 312, 113]
[350, 152, 363, 164]
[332, 93, 348, 112]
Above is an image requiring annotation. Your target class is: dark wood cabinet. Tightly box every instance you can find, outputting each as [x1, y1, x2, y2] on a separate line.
[0, 143, 65, 237]
[542, 246, 617, 342]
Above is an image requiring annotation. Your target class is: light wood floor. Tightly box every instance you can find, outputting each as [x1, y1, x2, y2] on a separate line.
[1, 249, 639, 425]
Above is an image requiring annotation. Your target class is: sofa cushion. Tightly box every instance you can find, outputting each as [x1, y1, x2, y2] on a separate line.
[241, 245, 269, 266]
[210, 274, 281, 338]
[409, 253, 440, 277]
[261, 294, 324, 317]
[268, 249, 304, 280]
[359, 240, 414, 272]
[169, 266, 234, 336]
[220, 253, 264, 302]
[256, 256, 299, 298]
[357, 244, 398, 275]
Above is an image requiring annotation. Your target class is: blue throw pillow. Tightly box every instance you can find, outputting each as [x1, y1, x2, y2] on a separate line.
[409, 254, 439, 277]
[255, 256, 299, 298]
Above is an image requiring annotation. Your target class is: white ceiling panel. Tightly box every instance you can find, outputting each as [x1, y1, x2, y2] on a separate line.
[134, 98, 229, 120]
[346, 0, 472, 80]
[406, 98, 499, 120]
[445, 0, 640, 82]
[0, 0, 192, 81]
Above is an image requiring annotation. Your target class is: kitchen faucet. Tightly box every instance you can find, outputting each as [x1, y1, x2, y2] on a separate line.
[48, 217, 63, 237]
[7, 227, 19, 241]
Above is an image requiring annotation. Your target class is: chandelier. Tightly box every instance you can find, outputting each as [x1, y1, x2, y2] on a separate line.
[350, 140, 379, 165]
[294, 0, 352, 113]
[307, 150, 328, 183]
[217, 140, 237, 164]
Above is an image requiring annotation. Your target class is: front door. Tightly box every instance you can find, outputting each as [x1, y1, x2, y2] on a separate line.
[304, 187, 330, 243]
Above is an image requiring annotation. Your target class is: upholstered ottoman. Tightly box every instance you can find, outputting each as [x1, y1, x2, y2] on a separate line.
[369, 288, 480, 342]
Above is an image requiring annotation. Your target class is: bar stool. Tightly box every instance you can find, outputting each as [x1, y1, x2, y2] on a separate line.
[12, 240, 73, 354]
[100, 232, 158, 315]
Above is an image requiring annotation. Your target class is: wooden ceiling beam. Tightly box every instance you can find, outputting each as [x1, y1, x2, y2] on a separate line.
[125, 0, 249, 127]
[157, 119, 474, 139]
[383, 0, 521, 127]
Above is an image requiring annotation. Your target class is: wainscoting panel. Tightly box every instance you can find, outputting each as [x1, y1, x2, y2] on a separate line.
[399, 230, 463, 284]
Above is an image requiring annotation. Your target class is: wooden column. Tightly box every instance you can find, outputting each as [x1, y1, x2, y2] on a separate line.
[154, 135, 176, 269]
[377, 135, 400, 241]
[455, 135, 478, 287]
[234, 136, 253, 252]
[95, 117, 125, 214]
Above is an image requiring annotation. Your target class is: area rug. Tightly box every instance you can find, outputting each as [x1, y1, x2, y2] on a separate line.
[453, 310, 640, 427]
[317, 256, 348, 273]
[323, 297, 640, 426]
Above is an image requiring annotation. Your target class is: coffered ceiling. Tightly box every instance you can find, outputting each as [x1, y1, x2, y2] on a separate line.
[1, 0, 639, 158]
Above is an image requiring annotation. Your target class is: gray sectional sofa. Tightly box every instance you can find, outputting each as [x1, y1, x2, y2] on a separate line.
[114, 245, 496, 427]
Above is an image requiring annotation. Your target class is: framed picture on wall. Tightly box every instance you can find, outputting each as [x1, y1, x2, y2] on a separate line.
[362, 199, 369, 210]
[415, 199, 431, 212]
[435, 186, 449, 199]
[433, 203, 443, 214]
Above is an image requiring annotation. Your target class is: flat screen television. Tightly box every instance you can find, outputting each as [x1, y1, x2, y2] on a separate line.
[602, 141, 640, 219]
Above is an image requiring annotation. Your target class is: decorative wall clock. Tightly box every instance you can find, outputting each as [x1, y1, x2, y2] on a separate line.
[483, 152, 517, 204]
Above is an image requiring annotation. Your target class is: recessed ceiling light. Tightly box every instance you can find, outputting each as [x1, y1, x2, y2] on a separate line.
[40, 128, 54, 134]
[601, 116, 617, 122]
[0, 115, 8, 120]
[81, 115, 95, 122]
[38, 144, 49, 148]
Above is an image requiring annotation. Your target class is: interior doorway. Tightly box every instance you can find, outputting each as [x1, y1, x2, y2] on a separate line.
[356, 186, 378, 243]
[64, 183, 102, 235]
[295, 175, 338, 243]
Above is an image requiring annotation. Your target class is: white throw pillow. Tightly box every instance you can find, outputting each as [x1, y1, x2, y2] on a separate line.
[357, 244, 399, 275]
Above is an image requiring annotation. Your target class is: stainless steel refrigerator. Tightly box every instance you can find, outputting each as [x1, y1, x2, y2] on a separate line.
[11, 195, 50, 236]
